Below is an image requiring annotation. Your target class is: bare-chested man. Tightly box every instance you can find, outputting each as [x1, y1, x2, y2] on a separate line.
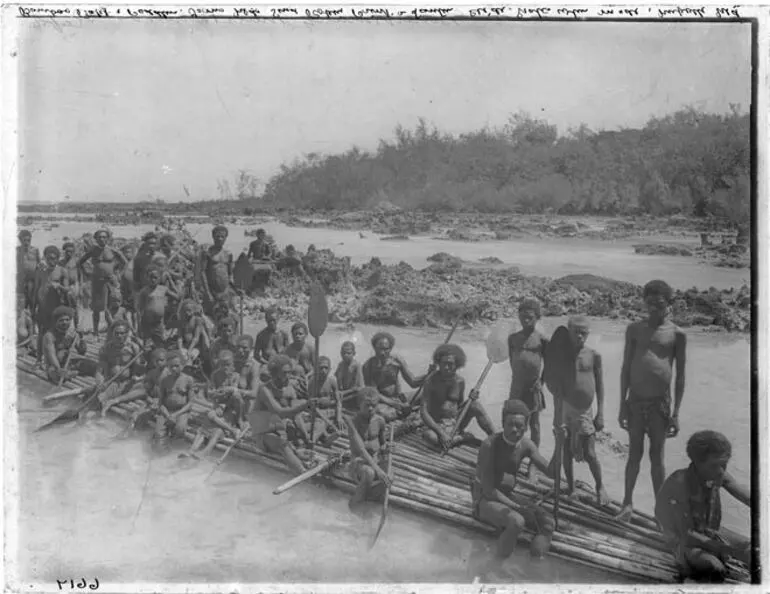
[247, 228, 273, 261]
[59, 242, 81, 328]
[41, 306, 97, 384]
[284, 322, 316, 377]
[34, 246, 66, 361]
[248, 354, 313, 475]
[421, 344, 495, 451]
[209, 315, 239, 371]
[616, 280, 687, 522]
[553, 316, 609, 506]
[78, 229, 126, 335]
[17, 294, 35, 352]
[132, 232, 158, 298]
[362, 332, 427, 422]
[472, 400, 556, 562]
[17, 230, 40, 311]
[96, 319, 143, 409]
[507, 299, 548, 450]
[335, 340, 365, 412]
[200, 225, 235, 319]
[176, 299, 210, 366]
[254, 308, 290, 368]
[137, 265, 178, 348]
[233, 335, 261, 414]
[158, 351, 196, 437]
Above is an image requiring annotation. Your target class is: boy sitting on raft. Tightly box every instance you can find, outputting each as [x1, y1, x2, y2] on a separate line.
[208, 315, 239, 371]
[299, 355, 341, 445]
[95, 319, 144, 409]
[284, 322, 315, 377]
[655, 430, 751, 583]
[421, 344, 495, 451]
[472, 400, 556, 561]
[41, 306, 94, 384]
[158, 350, 195, 437]
[111, 348, 168, 426]
[253, 308, 290, 370]
[344, 387, 392, 514]
[248, 354, 313, 475]
[553, 316, 609, 506]
[176, 299, 210, 366]
[335, 340, 365, 412]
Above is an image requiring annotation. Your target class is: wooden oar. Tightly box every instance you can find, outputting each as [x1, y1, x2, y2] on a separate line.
[307, 283, 328, 448]
[36, 349, 145, 432]
[205, 426, 251, 481]
[442, 320, 512, 455]
[409, 312, 464, 408]
[273, 450, 350, 495]
[371, 424, 395, 548]
[543, 325, 573, 531]
[233, 253, 252, 335]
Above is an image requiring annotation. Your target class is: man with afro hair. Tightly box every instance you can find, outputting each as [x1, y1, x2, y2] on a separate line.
[655, 430, 750, 582]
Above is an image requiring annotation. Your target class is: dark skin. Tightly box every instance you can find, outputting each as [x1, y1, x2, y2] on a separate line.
[363, 337, 427, 414]
[78, 231, 127, 333]
[617, 293, 687, 520]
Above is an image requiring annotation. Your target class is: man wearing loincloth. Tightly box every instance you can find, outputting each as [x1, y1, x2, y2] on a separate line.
[17, 230, 40, 311]
[41, 306, 96, 384]
[362, 332, 427, 422]
[78, 229, 126, 336]
[554, 316, 609, 506]
[200, 225, 235, 319]
[421, 344, 495, 451]
[344, 387, 391, 514]
[248, 354, 312, 475]
[507, 298, 549, 453]
[655, 431, 751, 583]
[471, 400, 556, 561]
[616, 280, 687, 522]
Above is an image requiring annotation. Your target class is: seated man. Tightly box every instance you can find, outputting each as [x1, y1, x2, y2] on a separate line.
[299, 355, 341, 445]
[335, 340, 365, 413]
[421, 344, 495, 451]
[471, 400, 556, 561]
[655, 430, 751, 583]
[95, 319, 143, 408]
[41, 306, 96, 384]
[109, 348, 168, 423]
[248, 354, 312, 475]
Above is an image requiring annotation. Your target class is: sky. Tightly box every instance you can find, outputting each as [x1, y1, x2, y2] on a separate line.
[15, 19, 752, 203]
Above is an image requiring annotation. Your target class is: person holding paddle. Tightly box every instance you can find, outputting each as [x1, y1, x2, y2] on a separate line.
[335, 340, 365, 412]
[472, 400, 557, 561]
[420, 344, 495, 450]
[344, 387, 391, 515]
[95, 319, 144, 410]
[248, 354, 313, 475]
[362, 332, 429, 422]
[41, 306, 94, 384]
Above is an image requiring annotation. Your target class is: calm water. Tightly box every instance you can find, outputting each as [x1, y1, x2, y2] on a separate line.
[14, 220, 752, 586]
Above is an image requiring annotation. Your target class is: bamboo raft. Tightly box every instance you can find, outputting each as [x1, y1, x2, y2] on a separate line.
[17, 340, 750, 584]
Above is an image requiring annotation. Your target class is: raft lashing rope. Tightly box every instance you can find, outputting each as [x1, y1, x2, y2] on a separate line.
[16, 340, 750, 585]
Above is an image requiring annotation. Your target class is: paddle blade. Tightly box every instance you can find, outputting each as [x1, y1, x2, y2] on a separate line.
[233, 253, 253, 290]
[308, 283, 329, 339]
[485, 319, 515, 364]
[544, 326, 573, 397]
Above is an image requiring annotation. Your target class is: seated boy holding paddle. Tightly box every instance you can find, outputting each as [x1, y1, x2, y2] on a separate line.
[297, 355, 341, 445]
[95, 319, 144, 409]
[41, 306, 95, 384]
[472, 400, 556, 560]
[345, 387, 392, 514]
[176, 298, 210, 366]
[335, 340, 365, 412]
[158, 350, 195, 437]
[656, 430, 751, 582]
[248, 354, 313, 475]
[115, 347, 169, 428]
[421, 344, 495, 451]
[254, 308, 290, 377]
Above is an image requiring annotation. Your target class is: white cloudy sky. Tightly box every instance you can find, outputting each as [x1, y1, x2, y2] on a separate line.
[16, 19, 751, 203]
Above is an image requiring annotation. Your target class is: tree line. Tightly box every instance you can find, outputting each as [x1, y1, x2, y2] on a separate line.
[255, 106, 750, 225]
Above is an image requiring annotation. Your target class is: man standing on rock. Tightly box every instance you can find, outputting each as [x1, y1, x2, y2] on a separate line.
[616, 279, 687, 522]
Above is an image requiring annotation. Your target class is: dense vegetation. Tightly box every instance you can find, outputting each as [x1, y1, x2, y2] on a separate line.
[259, 107, 750, 226]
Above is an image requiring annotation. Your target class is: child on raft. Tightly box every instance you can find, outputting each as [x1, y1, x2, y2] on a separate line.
[176, 299, 210, 367]
[102, 347, 167, 418]
[95, 319, 144, 410]
[284, 321, 315, 377]
[208, 315, 239, 372]
[298, 355, 342, 445]
[472, 400, 556, 561]
[553, 316, 609, 506]
[335, 340, 365, 412]
[157, 350, 196, 438]
[617, 279, 687, 522]
[253, 308, 290, 370]
[344, 387, 392, 514]
[421, 344, 495, 451]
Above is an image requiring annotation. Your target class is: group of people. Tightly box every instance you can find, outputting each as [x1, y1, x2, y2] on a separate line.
[16, 224, 751, 583]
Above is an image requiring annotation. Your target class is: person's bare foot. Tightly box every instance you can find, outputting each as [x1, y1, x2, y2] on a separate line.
[596, 486, 610, 507]
[615, 503, 634, 522]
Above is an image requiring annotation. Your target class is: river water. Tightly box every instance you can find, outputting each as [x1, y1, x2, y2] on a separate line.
[13, 219, 752, 586]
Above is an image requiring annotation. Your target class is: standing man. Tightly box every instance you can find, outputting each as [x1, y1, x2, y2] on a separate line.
[78, 229, 126, 335]
[60, 242, 81, 329]
[616, 280, 687, 521]
[200, 225, 235, 319]
[17, 230, 40, 311]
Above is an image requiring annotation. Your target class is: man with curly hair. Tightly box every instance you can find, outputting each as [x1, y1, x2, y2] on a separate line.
[362, 331, 428, 422]
[420, 343, 495, 451]
[655, 430, 751, 582]
[617, 279, 687, 522]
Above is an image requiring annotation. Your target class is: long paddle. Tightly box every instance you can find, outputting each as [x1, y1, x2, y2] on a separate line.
[409, 312, 464, 408]
[233, 253, 252, 335]
[307, 283, 329, 448]
[543, 325, 574, 531]
[205, 426, 251, 481]
[36, 349, 145, 432]
[272, 450, 350, 495]
[441, 320, 512, 455]
[371, 424, 395, 548]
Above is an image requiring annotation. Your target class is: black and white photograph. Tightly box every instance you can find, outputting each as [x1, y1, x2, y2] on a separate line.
[4, 5, 765, 590]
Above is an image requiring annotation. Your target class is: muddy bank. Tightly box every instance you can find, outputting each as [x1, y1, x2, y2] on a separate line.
[250, 250, 750, 333]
